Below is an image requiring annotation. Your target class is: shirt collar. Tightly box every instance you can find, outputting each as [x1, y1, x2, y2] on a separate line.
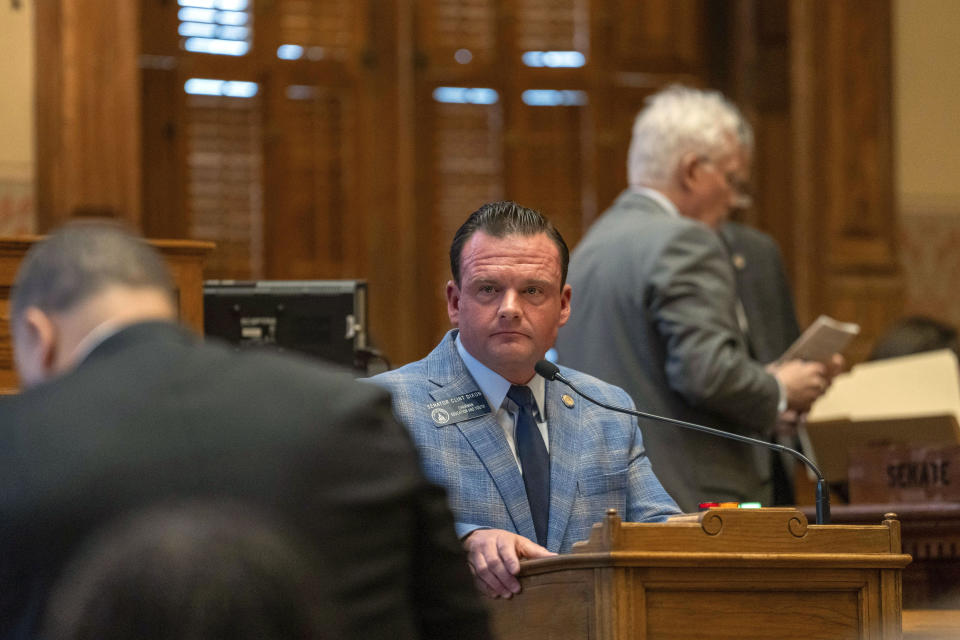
[455, 332, 546, 417]
[69, 318, 131, 366]
[631, 186, 681, 218]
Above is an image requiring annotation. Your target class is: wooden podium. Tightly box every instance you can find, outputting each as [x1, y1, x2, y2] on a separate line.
[487, 508, 910, 640]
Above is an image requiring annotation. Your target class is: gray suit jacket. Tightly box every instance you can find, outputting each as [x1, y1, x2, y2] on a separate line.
[369, 330, 680, 553]
[555, 190, 780, 511]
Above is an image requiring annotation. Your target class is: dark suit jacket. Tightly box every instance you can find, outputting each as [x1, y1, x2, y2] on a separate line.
[555, 190, 781, 512]
[720, 221, 801, 363]
[0, 322, 488, 640]
[721, 221, 803, 504]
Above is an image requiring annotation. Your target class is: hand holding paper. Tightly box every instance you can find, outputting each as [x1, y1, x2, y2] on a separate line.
[779, 315, 860, 364]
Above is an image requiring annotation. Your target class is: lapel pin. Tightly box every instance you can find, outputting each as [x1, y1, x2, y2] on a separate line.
[732, 253, 746, 270]
[561, 394, 575, 408]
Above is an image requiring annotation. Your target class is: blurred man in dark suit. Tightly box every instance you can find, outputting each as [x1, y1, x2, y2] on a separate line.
[0, 221, 489, 640]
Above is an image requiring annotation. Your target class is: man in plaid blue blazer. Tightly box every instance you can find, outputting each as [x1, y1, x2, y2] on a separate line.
[370, 202, 680, 599]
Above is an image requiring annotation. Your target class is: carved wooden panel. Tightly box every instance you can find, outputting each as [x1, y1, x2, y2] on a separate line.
[789, 0, 901, 355]
[817, 1, 896, 270]
[34, 0, 141, 228]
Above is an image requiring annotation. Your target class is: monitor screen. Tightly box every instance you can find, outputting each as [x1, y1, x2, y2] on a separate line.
[203, 280, 367, 369]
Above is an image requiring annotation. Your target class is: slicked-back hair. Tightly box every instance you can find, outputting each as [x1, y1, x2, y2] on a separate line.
[11, 221, 175, 325]
[449, 201, 570, 286]
[628, 84, 753, 187]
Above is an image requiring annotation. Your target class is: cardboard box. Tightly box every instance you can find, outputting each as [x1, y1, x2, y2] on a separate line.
[803, 349, 960, 483]
[848, 443, 960, 503]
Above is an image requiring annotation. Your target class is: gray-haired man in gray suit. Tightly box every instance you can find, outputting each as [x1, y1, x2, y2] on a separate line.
[556, 86, 842, 512]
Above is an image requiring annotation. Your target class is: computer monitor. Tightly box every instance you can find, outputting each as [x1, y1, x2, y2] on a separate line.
[203, 280, 367, 369]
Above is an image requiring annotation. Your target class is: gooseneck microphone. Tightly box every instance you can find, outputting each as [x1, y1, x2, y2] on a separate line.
[535, 360, 831, 525]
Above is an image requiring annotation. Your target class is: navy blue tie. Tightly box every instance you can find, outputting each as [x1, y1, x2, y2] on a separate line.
[507, 384, 550, 547]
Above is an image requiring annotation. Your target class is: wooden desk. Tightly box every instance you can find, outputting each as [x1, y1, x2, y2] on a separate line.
[0, 236, 213, 394]
[488, 508, 909, 640]
[803, 503, 960, 609]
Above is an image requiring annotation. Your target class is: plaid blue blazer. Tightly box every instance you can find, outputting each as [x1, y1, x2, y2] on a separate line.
[369, 331, 680, 553]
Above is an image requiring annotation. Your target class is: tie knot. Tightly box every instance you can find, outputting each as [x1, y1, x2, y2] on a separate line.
[507, 384, 536, 411]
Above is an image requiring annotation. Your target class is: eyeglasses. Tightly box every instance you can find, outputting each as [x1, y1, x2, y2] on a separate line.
[699, 157, 753, 210]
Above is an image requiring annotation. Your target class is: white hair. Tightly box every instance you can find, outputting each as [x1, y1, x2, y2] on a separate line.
[627, 85, 753, 187]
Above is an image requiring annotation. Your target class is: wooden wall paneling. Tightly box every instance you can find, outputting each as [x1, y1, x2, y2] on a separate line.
[410, 0, 443, 349]
[514, 0, 587, 53]
[608, 0, 704, 72]
[259, 0, 364, 282]
[140, 0, 183, 240]
[393, 0, 429, 364]
[163, 0, 261, 279]
[503, 0, 591, 241]
[181, 91, 263, 279]
[789, 0, 822, 331]
[720, 1, 800, 295]
[587, 0, 707, 229]
[748, 0, 793, 261]
[33, 0, 63, 228]
[417, 0, 498, 70]
[140, 65, 185, 241]
[424, 97, 505, 348]
[900, 214, 960, 328]
[790, 0, 902, 359]
[355, 0, 426, 365]
[264, 82, 358, 279]
[820, 1, 897, 270]
[412, 0, 505, 357]
[273, 0, 358, 62]
[592, 84, 661, 221]
[753, 112, 796, 277]
[827, 274, 906, 364]
[508, 100, 590, 247]
[428, 98, 506, 273]
[35, 0, 143, 229]
[584, 0, 614, 227]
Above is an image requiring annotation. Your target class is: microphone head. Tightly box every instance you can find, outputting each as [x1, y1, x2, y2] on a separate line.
[535, 359, 560, 381]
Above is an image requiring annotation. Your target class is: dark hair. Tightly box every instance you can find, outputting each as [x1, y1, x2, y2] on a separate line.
[449, 201, 569, 286]
[42, 501, 338, 640]
[868, 316, 960, 361]
[11, 220, 174, 325]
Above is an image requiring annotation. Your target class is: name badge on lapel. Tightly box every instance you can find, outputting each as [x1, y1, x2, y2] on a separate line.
[427, 390, 491, 426]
